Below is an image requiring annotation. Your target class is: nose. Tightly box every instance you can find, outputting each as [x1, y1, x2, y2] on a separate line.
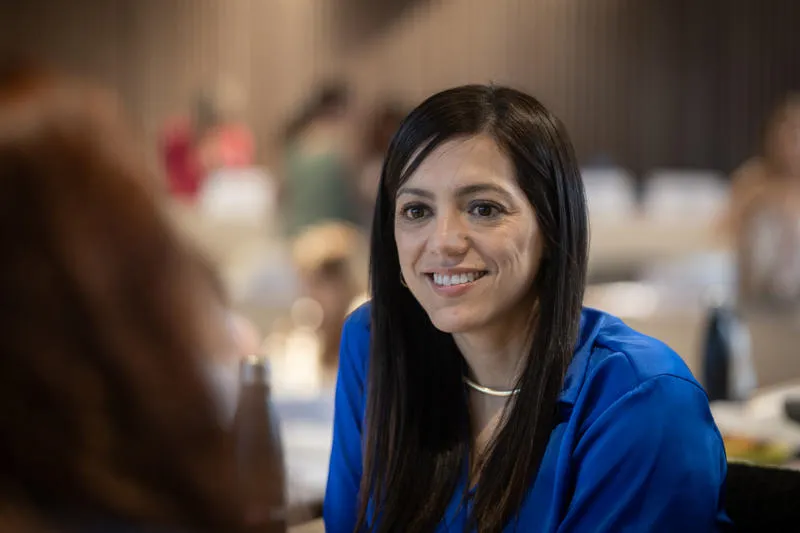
[429, 210, 469, 258]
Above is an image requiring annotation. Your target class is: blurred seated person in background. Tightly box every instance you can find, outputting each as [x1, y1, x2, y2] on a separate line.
[358, 101, 407, 226]
[325, 85, 731, 532]
[291, 222, 366, 375]
[725, 94, 800, 308]
[162, 81, 254, 202]
[0, 63, 248, 532]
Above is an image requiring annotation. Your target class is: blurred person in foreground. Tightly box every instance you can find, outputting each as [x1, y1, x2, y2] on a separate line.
[0, 64, 250, 532]
[724, 93, 800, 308]
[325, 85, 731, 532]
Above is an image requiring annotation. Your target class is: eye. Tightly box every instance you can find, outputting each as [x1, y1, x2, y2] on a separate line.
[469, 202, 504, 218]
[400, 203, 429, 220]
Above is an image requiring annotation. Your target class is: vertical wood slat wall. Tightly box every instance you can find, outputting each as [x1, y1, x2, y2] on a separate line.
[0, 0, 798, 173]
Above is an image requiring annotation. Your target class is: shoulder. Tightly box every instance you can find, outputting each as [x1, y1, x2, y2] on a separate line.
[583, 307, 697, 383]
[343, 301, 371, 337]
[566, 308, 707, 424]
[339, 301, 372, 378]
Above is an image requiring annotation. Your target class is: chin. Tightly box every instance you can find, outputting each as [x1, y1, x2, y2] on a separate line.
[425, 306, 485, 334]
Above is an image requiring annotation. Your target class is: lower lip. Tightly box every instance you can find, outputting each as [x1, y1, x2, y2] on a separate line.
[426, 274, 486, 297]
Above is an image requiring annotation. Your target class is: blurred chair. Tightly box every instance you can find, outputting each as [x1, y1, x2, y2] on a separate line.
[642, 168, 729, 221]
[725, 462, 800, 532]
[581, 166, 638, 221]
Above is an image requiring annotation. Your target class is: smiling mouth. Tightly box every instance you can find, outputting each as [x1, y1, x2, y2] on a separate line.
[427, 271, 488, 287]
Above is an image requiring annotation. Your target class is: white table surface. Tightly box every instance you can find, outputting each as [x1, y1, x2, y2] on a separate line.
[274, 391, 335, 505]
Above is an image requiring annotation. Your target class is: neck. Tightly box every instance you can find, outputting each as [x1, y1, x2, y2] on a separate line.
[453, 318, 530, 391]
[456, 316, 531, 471]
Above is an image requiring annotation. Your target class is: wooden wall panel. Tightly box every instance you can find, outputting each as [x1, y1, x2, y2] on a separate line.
[1, 0, 797, 174]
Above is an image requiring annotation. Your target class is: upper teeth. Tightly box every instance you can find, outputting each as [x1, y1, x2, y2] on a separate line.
[432, 272, 484, 286]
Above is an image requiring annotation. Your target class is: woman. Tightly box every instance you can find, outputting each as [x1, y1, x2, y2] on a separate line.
[724, 94, 800, 307]
[324, 85, 731, 532]
[0, 64, 247, 532]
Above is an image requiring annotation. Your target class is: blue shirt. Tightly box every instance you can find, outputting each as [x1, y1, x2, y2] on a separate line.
[324, 303, 732, 532]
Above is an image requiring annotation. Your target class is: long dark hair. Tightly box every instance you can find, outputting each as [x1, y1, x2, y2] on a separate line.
[359, 85, 588, 532]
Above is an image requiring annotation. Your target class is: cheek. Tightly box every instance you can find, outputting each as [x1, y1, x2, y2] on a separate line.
[394, 229, 422, 266]
[394, 231, 409, 263]
[508, 226, 543, 279]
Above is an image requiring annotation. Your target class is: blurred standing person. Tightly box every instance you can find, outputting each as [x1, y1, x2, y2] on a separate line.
[724, 94, 800, 307]
[0, 63, 251, 532]
[280, 82, 361, 237]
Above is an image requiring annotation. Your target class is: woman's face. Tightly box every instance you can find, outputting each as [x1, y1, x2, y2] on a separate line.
[394, 134, 543, 334]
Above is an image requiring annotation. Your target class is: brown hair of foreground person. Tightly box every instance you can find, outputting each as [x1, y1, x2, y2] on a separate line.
[0, 63, 246, 533]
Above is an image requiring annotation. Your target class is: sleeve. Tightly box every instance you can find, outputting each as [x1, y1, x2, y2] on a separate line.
[323, 310, 369, 533]
[558, 375, 733, 533]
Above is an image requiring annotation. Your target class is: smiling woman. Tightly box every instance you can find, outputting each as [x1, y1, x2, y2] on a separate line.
[324, 85, 732, 533]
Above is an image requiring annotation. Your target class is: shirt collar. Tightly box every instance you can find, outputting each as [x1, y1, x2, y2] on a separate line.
[558, 307, 607, 406]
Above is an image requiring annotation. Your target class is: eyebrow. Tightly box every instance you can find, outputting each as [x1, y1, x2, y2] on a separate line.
[397, 183, 515, 202]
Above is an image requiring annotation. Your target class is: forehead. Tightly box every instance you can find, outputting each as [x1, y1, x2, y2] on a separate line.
[404, 134, 517, 190]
